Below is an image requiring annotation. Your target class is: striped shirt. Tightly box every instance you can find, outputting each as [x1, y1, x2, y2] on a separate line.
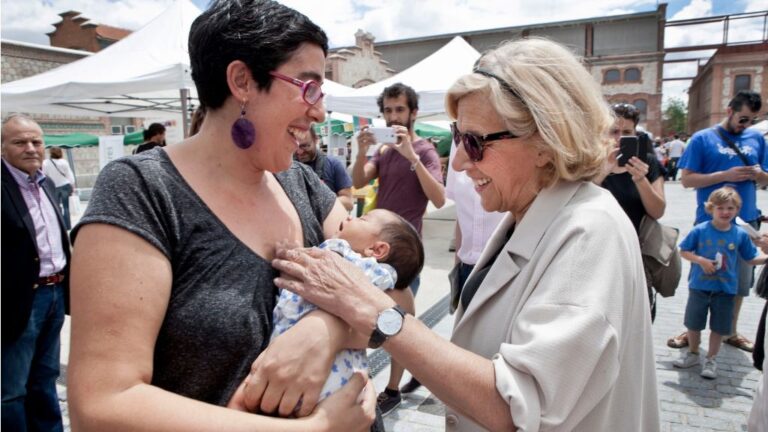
[3, 159, 66, 277]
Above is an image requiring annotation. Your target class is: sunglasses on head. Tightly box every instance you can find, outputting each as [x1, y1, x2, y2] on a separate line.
[269, 71, 324, 105]
[451, 122, 519, 162]
[738, 115, 760, 125]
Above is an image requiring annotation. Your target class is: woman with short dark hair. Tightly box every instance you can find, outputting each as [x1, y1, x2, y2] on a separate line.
[67, 1, 376, 430]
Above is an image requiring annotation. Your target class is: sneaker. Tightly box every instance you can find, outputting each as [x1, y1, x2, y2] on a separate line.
[400, 377, 422, 394]
[376, 390, 401, 417]
[701, 358, 717, 379]
[672, 351, 699, 369]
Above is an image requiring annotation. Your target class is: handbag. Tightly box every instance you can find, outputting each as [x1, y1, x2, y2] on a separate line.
[638, 216, 682, 297]
[68, 194, 82, 215]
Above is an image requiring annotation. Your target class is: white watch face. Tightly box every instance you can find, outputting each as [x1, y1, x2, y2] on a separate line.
[378, 308, 403, 336]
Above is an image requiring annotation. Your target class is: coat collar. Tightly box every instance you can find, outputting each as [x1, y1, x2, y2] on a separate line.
[454, 181, 584, 330]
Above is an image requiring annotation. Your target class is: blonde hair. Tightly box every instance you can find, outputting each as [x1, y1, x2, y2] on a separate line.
[445, 38, 613, 186]
[705, 186, 742, 214]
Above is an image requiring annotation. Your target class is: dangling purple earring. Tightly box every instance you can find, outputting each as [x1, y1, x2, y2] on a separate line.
[231, 101, 255, 149]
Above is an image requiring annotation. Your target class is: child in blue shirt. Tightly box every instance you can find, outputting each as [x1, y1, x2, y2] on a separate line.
[675, 186, 766, 379]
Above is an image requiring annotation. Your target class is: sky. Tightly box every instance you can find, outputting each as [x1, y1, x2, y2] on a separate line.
[1, 0, 765, 108]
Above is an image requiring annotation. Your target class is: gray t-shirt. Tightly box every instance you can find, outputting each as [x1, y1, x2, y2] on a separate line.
[71, 148, 336, 405]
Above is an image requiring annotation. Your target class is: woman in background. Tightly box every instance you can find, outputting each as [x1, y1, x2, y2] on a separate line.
[42, 146, 75, 230]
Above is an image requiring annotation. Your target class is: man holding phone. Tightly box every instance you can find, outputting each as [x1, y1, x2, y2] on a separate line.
[352, 82, 445, 415]
[668, 90, 768, 353]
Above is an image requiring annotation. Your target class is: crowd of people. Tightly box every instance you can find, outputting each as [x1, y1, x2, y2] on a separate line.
[2, 0, 767, 431]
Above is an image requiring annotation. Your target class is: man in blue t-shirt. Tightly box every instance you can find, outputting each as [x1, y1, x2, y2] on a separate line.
[295, 127, 353, 211]
[668, 90, 767, 353]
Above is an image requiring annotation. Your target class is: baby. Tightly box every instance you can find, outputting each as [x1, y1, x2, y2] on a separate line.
[271, 209, 424, 401]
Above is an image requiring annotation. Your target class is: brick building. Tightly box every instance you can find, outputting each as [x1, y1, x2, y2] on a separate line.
[48, 10, 132, 53]
[687, 42, 768, 134]
[328, 6, 667, 137]
[326, 30, 396, 88]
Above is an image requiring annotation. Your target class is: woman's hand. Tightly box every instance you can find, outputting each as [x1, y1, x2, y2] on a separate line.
[625, 156, 649, 183]
[240, 311, 340, 417]
[755, 233, 768, 254]
[309, 373, 377, 432]
[272, 246, 394, 335]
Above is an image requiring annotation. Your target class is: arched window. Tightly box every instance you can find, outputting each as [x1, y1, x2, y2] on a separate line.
[604, 69, 621, 83]
[624, 67, 641, 82]
[633, 99, 648, 120]
[734, 74, 751, 94]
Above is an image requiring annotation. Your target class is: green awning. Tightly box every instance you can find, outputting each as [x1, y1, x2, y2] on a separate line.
[44, 130, 145, 148]
[414, 123, 451, 157]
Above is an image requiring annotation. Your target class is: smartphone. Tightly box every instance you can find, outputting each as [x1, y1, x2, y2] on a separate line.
[618, 136, 639, 167]
[369, 127, 398, 144]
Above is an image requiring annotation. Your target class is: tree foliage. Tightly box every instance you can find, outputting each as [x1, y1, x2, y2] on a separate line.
[662, 97, 688, 136]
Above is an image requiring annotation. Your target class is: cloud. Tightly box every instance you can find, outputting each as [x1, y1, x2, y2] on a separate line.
[0, 0, 174, 45]
[281, 0, 658, 47]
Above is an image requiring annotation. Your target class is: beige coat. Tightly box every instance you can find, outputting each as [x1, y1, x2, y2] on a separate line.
[447, 181, 660, 432]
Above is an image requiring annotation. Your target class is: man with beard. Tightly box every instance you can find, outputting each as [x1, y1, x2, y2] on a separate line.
[133, 123, 166, 154]
[295, 126, 353, 211]
[352, 82, 445, 415]
[667, 90, 767, 353]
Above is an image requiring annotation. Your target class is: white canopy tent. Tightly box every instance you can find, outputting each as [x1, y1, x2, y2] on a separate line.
[1, 0, 203, 132]
[0, 0, 356, 136]
[325, 36, 481, 119]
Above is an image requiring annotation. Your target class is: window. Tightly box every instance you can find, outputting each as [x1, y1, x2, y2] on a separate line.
[124, 125, 137, 134]
[110, 125, 123, 135]
[604, 69, 620, 83]
[734, 74, 751, 94]
[624, 67, 641, 82]
[633, 99, 648, 120]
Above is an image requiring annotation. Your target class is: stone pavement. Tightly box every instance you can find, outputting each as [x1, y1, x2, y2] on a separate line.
[56, 181, 766, 431]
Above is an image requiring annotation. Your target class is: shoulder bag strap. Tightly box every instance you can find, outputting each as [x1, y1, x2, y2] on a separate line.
[714, 127, 751, 166]
[49, 158, 68, 178]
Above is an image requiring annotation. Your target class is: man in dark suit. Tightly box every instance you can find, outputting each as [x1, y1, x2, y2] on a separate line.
[2, 115, 70, 432]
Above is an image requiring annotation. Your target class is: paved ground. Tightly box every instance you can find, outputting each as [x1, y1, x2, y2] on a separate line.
[57, 181, 765, 431]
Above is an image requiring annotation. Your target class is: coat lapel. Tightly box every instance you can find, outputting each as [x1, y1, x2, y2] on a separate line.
[453, 182, 584, 332]
[2, 164, 38, 249]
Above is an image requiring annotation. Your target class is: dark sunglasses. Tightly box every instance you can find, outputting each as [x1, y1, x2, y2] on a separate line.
[451, 122, 519, 162]
[269, 72, 324, 105]
[738, 115, 761, 125]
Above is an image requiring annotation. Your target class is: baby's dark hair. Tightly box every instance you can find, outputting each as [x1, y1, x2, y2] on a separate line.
[378, 213, 424, 289]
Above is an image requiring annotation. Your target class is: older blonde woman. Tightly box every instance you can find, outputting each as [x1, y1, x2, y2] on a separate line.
[271, 38, 660, 431]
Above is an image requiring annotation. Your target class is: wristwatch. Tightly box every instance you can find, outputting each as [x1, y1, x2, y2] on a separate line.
[368, 305, 406, 349]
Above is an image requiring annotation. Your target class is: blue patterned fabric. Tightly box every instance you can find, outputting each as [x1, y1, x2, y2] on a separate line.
[271, 239, 396, 400]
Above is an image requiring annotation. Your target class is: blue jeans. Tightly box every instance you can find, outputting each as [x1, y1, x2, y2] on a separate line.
[458, 262, 475, 290]
[2, 283, 65, 432]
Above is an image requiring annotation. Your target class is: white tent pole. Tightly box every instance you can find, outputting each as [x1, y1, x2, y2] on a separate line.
[180, 88, 190, 138]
